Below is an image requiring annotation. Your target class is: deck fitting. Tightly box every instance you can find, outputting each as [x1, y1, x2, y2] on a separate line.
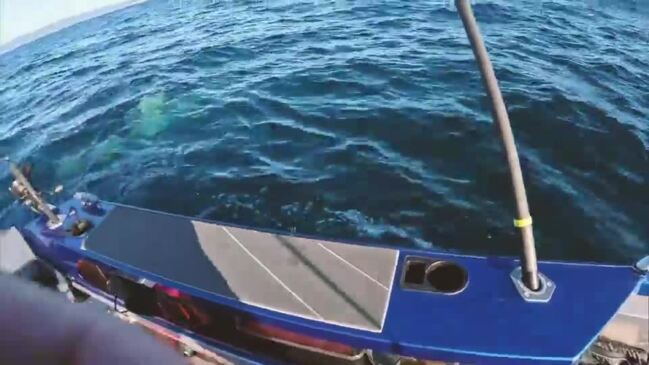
[510, 267, 555, 303]
[634, 256, 649, 274]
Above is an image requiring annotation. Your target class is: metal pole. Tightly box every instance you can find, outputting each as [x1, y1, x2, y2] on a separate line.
[9, 163, 61, 226]
[455, 0, 540, 291]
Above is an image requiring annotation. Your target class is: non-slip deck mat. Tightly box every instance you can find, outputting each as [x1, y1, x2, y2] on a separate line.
[85, 206, 399, 332]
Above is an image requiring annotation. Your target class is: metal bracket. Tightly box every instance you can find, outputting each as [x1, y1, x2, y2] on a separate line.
[511, 267, 555, 303]
[8, 162, 61, 226]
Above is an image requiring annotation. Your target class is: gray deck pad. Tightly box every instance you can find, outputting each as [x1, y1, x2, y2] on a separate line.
[84, 206, 399, 332]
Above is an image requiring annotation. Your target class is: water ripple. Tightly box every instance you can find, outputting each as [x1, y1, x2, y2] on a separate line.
[0, 0, 647, 262]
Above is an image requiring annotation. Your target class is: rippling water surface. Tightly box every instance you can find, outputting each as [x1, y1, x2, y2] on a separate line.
[1, 0, 648, 263]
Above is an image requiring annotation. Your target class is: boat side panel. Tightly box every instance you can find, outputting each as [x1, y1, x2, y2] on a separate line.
[68, 277, 281, 365]
[66, 200, 641, 364]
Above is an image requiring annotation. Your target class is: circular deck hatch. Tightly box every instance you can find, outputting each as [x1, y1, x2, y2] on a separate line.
[425, 261, 468, 294]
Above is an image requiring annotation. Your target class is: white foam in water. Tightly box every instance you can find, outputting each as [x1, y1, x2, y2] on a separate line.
[57, 135, 124, 179]
[130, 93, 173, 138]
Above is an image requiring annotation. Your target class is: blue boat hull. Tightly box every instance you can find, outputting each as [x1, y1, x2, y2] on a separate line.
[18, 196, 647, 364]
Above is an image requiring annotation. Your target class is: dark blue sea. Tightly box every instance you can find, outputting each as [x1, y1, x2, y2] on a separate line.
[0, 0, 647, 263]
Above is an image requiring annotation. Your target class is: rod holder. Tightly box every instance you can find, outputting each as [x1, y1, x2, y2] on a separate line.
[511, 267, 555, 303]
[8, 162, 61, 227]
[455, 0, 542, 292]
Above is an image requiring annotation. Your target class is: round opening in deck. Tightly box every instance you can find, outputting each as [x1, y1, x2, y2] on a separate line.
[425, 261, 468, 294]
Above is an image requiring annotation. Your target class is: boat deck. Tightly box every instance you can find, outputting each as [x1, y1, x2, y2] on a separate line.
[84, 206, 398, 332]
[24, 198, 646, 364]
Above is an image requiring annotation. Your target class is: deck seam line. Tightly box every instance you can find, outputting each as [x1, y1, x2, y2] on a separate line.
[220, 226, 323, 320]
[316, 243, 389, 291]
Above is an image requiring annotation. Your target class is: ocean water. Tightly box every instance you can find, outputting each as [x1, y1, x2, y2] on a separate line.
[0, 0, 647, 263]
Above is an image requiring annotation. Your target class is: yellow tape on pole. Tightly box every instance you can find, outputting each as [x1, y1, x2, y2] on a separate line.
[513, 217, 533, 228]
